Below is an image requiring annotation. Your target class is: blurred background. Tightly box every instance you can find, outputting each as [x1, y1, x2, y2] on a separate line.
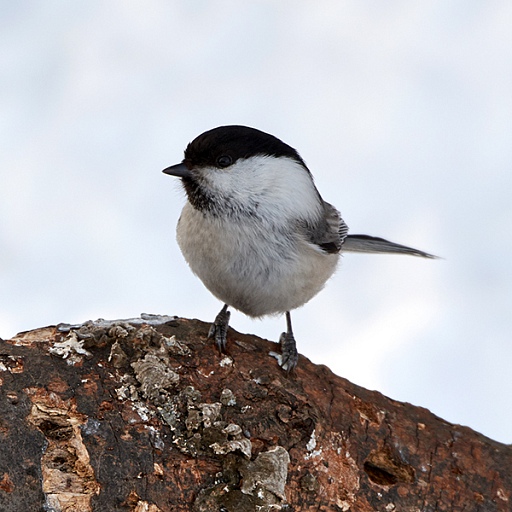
[1, 1, 511, 443]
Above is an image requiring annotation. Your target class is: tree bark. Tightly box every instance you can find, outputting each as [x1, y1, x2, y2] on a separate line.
[0, 315, 510, 511]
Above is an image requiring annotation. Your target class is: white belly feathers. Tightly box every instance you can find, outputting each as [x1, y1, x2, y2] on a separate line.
[177, 203, 339, 317]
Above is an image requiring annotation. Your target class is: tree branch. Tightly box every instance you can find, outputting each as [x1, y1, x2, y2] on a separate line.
[0, 316, 510, 511]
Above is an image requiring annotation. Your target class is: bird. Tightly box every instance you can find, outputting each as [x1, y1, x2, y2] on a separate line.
[163, 125, 435, 371]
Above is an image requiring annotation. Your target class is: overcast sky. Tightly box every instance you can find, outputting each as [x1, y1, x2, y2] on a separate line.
[1, 1, 511, 443]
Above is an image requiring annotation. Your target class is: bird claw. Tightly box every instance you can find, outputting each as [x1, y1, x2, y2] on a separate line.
[279, 331, 298, 372]
[208, 305, 230, 353]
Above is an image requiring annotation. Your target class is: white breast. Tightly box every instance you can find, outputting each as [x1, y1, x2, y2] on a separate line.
[176, 204, 339, 318]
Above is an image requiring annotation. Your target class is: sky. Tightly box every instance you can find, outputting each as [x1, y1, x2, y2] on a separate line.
[1, 1, 511, 443]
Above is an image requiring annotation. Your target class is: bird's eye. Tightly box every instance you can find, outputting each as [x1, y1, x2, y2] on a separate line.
[216, 155, 233, 168]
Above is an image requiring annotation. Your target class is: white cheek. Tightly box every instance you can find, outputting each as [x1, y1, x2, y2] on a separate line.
[203, 155, 323, 223]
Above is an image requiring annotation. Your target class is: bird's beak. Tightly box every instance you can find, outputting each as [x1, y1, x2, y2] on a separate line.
[162, 162, 192, 179]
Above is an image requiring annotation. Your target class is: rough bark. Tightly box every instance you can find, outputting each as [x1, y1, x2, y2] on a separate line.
[0, 315, 510, 511]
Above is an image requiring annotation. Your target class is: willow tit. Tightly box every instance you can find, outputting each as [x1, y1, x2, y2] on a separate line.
[163, 125, 435, 371]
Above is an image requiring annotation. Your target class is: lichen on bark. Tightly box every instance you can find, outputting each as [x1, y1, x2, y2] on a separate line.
[0, 316, 511, 511]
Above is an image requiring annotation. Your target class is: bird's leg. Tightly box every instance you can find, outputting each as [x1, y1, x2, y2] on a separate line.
[279, 311, 299, 372]
[208, 304, 230, 353]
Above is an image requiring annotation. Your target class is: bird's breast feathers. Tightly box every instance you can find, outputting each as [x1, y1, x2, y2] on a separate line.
[176, 203, 339, 316]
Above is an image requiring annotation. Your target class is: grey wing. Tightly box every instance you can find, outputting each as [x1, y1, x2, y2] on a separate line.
[303, 201, 348, 254]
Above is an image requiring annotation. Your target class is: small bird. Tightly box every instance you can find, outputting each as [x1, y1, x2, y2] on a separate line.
[163, 125, 435, 371]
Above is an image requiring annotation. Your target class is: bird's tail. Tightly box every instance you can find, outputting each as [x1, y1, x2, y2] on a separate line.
[342, 234, 437, 259]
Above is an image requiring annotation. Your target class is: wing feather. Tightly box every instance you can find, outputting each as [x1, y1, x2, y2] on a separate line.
[301, 201, 348, 254]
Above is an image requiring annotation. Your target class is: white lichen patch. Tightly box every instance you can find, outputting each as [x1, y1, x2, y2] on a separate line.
[305, 429, 322, 460]
[49, 332, 92, 365]
[220, 388, 237, 406]
[198, 402, 222, 428]
[131, 354, 180, 401]
[163, 334, 191, 356]
[210, 423, 252, 459]
[305, 448, 323, 460]
[132, 402, 152, 422]
[210, 437, 252, 459]
[306, 429, 317, 451]
[108, 340, 128, 368]
[219, 355, 233, 367]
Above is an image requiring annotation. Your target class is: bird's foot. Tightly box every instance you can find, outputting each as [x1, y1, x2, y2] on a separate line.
[278, 331, 298, 372]
[208, 304, 230, 353]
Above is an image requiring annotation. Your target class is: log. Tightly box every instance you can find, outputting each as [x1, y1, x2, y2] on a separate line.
[0, 315, 510, 511]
